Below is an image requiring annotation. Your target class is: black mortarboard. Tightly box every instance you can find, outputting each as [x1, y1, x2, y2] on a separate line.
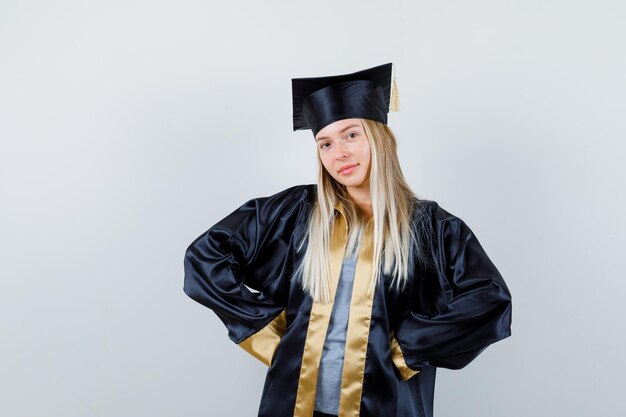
[291, 62, 399, 137]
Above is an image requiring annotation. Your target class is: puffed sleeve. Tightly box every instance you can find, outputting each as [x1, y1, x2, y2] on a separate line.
[394, 202, 512, 371]
[183, 184, 311, 366]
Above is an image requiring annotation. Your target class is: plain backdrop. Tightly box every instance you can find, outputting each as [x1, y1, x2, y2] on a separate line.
[1, 1, 624, 416]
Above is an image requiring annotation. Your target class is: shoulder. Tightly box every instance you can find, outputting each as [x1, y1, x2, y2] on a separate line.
[244, 184, 316, 212]
[255, 183, 316, 203]
[409, 199, 471, 255]
[418, 200, 490, 261]
[230, 184, 316, 226]
[412, 198, 465, 227]
[191, 184, 316, 246]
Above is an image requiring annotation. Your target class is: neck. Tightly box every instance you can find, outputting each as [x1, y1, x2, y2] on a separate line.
[347, 185, 372, 218]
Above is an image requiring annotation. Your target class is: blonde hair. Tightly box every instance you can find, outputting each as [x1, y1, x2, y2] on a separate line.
[296, 118, 432, 303]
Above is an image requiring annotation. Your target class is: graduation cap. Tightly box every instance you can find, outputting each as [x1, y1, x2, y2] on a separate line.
[292, 62, 400, 137]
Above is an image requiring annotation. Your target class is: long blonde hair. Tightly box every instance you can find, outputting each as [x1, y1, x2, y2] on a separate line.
[296, 118, 433, 303]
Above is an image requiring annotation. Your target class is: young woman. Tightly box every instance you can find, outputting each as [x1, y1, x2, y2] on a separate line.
[183, 63, 512, 417]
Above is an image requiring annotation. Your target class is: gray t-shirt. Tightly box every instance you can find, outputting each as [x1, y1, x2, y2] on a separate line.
[314, 233, 362, 415]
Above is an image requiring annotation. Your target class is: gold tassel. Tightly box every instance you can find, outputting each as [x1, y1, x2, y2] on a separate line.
[389, 63, 400, 112]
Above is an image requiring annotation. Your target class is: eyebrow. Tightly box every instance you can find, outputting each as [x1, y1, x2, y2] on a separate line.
[315, 124, 361, 142]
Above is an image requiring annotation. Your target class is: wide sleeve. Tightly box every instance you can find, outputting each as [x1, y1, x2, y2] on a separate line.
[183, 185, 310, 366]
[394, 203, 512, 371]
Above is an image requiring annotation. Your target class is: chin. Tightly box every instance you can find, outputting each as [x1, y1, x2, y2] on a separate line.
[335, 178, 367, 189]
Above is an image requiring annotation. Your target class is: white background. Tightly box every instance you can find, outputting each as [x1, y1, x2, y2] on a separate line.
[1, 1, 624, 416]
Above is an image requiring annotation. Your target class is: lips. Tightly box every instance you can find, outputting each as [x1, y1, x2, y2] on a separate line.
[338, 163, 358, 175]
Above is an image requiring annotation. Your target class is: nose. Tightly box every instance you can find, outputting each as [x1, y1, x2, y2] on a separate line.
[335, 141, 349, 160]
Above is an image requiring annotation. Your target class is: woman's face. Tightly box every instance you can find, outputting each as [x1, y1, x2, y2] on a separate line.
[315, 118, 371, 195]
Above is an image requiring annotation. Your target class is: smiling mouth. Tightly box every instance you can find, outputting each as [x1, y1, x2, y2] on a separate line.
[338, 163, 358, 174]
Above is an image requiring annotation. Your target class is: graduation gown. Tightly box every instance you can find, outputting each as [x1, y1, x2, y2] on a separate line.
[183, 184, 512, 417]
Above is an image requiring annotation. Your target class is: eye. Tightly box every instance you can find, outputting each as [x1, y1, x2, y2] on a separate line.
[320, 142, 331, 150]
[346, 132, 357, 140]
